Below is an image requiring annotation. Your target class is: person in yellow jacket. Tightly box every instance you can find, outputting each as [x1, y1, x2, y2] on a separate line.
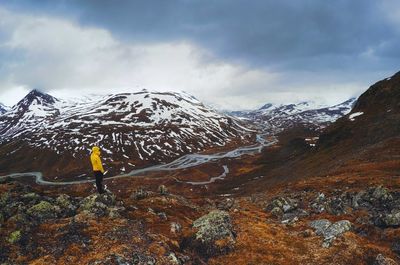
[90, 146, 105, 194]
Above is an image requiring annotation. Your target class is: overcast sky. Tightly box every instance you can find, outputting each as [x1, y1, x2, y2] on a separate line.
[0, 0, 399, 110]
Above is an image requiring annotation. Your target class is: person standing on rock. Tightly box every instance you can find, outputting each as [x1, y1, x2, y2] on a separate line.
[90, 146, 106, 194]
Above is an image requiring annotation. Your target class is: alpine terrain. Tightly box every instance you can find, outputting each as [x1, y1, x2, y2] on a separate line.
[0, 89, 253, 178]
[1, 72, 400, 265]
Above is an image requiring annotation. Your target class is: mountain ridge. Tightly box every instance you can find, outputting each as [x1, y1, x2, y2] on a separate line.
[0, 90, 253, 178]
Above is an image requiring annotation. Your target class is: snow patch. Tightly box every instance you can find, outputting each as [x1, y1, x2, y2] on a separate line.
[349, 112, 364, 121]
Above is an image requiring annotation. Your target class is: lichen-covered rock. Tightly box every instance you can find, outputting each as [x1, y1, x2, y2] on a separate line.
[158, 185, 168, 195]
[78, 193, 121, 218]
[184, 210, 235, 259]
[309, 219, 352, 248]
[374, 254, 398, 265]
[378, 211, 400, 227]
[271, 207, 283, 218]
[27, 201, 60, 220]
[8, 230, 22, 244]
[130, 188, 149, 200]
[20, 192, 41, 204]
[371, 186, 393, 202]
[267, 197, 298, 215]
[0, 192, 11, 208]
[56, 194, 77, 216]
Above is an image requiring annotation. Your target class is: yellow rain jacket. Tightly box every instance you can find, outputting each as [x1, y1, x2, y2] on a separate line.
[90, 146, 105, 173]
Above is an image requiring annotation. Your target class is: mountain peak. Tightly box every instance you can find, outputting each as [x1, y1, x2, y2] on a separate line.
[17, 89, 57, 108]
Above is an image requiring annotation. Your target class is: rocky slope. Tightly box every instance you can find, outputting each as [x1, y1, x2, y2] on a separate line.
[230, 98, 356, 133]
[0, 89, 253, 178]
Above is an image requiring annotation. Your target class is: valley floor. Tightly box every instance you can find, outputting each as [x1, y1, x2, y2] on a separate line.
[2, 143, 400, 265]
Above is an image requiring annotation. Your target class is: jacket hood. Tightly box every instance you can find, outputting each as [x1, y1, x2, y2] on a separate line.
[92, 146, 101, 155]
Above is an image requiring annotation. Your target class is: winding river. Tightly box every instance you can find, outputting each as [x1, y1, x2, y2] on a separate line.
[0, 134, 276, 186]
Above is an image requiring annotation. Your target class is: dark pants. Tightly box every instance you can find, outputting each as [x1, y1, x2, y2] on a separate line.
[94, 171, 104, 194]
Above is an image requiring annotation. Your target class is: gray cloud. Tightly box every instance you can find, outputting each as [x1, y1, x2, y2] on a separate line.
[0, 0, 399, 109]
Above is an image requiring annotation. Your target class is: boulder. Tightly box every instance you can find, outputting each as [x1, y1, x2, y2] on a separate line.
[56, 194, 77, 216]
[267, 196, 298, 214]
[78, 193, 122, 218]
[27, 201, 60, 220]
[378, 211, 400, 227]
[309, 219, 352, 248]
[184, 210, 235, 259]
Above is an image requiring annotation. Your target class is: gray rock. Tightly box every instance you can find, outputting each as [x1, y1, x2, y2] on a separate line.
[309, 219, 352, 248]
[131, 252, 156, 265]
[372, 186, 393, 202]
[310, 219, 332, 236]
[56, 194, 77, 216]
[158, 185, 168, 195]
[323, 220, 352, 239]
[78, 193, 119, 218]
[268, 197, 298, 213]
[374, 254, 398, 265]
[379, 211, 400, 227]
[130, 188, 149, 200]
[171, 222, 182, 234]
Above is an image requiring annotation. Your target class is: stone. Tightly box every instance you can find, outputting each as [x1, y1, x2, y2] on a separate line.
[131, 252, 156, 265]
[170, 222, 182, 234]
[78, 193, 118, 218]
[157, 212, 167, 220]
[130, 188, 149, 200]
[168, 253, 181, 265]
[56, 194, 77, 216]
[8, 230, 22, 244]
[0, 192, 11, 208]
[216, 198, 235, 211]
[27, 201, 59, 220]
[185, 210, 235, 258]
[158, 185, 168, 195]
[372, 186, 393, 202]
[379, 211, 400, 227]
[271, 207, 283, 218]
[309, 219, 332, 236]
[374, 254, 398, 265]
[268, 197, 298, 213]
[309, 219, 352, 248]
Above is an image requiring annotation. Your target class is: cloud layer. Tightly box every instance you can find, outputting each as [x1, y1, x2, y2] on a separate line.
[0, 1, 399, 109]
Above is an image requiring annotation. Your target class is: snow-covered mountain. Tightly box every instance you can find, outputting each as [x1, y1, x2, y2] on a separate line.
[0, 103, 9, 114]
[0, 89, 253, 177]
[230, 98, 357, 133]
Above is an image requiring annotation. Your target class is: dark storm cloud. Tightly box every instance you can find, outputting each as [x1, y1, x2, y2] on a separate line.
[1, 0, 398, 70]
[0, 0, 399, 109]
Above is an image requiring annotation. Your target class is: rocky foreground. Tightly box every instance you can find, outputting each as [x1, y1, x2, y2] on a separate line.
[2, 172, 400, 265]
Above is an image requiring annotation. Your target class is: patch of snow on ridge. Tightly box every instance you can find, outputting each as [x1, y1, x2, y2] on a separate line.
[349, 112, 364, 121]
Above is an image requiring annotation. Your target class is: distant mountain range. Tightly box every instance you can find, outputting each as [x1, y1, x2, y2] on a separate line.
[0, 89, 253, 177]
[228, 98, 357, 133]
